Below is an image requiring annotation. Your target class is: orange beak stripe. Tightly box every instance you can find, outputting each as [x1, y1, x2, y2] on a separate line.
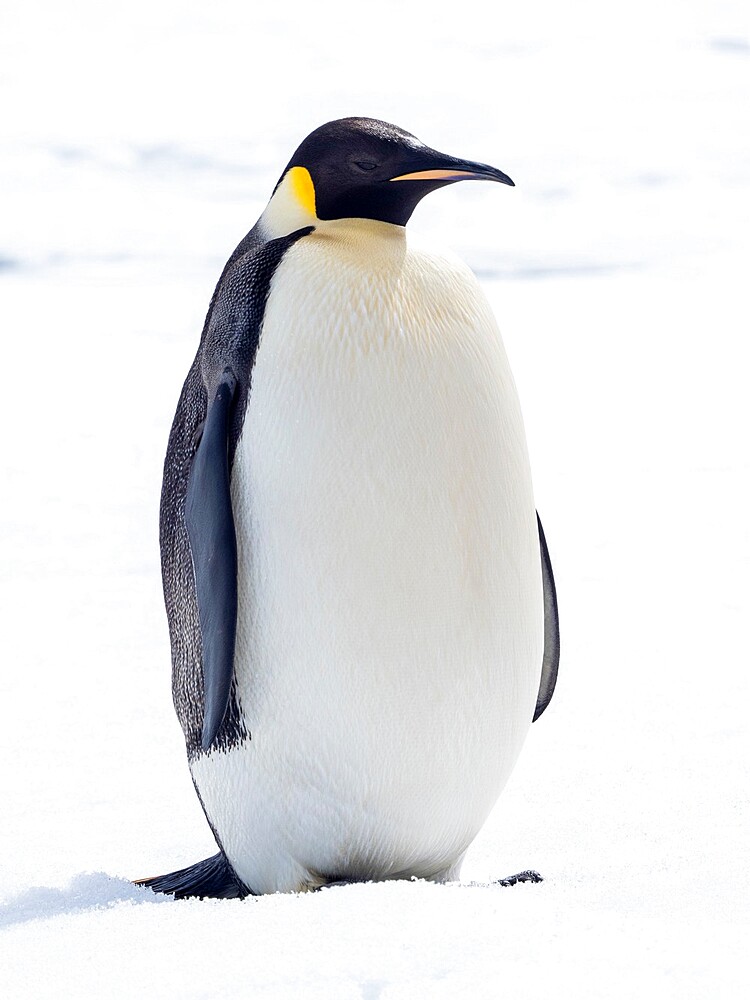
[388, 169, 482, 182]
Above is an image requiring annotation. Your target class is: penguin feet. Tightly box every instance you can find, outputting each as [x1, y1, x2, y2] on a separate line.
[317, 871, 544, 892]
[493, 869, 543, 887]
[317, 879, 361, 891]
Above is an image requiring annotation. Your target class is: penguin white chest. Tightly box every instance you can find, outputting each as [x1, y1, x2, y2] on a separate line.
[191, 219, 543, 894]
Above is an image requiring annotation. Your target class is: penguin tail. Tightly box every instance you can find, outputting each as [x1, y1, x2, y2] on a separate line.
[134, 852, 251, 900]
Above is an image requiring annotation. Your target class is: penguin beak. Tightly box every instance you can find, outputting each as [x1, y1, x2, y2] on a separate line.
[389, 153, 514, 188]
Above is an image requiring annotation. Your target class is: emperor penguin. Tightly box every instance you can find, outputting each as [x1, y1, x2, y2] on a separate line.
[138, 118, 559, 899]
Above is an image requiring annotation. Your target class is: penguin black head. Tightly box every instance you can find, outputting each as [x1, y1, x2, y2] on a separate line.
[271, 117, 514, 229]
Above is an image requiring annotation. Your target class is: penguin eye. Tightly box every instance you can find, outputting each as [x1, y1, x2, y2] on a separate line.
[353, 160, 378, 172]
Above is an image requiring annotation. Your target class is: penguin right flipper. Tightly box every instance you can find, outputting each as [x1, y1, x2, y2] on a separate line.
[135, 852, 250, 900]
[533, 513, 560, 721]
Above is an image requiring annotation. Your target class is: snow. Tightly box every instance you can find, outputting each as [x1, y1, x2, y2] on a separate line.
[1, 0, 748, 996]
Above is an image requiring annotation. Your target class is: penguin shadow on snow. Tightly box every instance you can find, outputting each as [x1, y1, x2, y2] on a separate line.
[0, 869, 544, 928]
[0, 872, 172, 930]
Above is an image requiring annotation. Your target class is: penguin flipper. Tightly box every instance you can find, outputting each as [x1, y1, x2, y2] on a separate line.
[185, 371, 238, 751]
[533, 512, 560, 721]
[135, 852, 250, 900]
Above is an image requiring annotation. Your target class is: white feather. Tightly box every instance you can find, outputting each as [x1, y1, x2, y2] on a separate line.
[190, 218, 543, 894]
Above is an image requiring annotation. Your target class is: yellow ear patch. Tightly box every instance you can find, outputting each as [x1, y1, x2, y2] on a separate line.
[288, 166, 317, 217]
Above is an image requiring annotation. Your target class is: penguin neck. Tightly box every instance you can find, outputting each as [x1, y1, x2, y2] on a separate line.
[314, 216, 407, 246]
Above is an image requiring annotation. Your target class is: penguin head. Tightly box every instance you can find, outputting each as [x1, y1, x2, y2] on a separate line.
[261, 118, 514, 235]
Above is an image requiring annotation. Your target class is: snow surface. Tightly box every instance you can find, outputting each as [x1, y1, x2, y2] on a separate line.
[1, 0, 748, 996]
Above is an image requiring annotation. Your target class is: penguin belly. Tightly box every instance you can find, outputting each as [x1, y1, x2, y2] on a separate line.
[190, 219, 544, 894]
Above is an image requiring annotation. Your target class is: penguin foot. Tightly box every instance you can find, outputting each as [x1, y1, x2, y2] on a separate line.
[134, 852, 251, 900]
[493, 870, 543, 887]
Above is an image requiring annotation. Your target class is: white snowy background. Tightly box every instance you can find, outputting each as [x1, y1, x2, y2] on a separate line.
[1, 0, 748, 996]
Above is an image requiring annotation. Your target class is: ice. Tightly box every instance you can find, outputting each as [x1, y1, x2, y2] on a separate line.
[1, 1, 748, 996]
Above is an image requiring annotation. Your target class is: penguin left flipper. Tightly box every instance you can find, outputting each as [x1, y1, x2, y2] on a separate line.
[533, 513, 560, 721]
[179, 227, 315, 754]
[185, 371, 239, 751]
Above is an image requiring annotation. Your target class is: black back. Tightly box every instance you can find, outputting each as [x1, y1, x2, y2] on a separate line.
[159, 226, 313, 759]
